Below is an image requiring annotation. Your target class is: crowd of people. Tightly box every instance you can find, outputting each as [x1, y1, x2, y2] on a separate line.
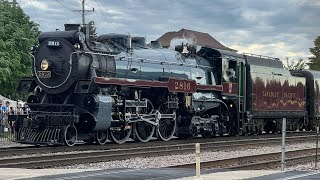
[0, 99, 28, 134]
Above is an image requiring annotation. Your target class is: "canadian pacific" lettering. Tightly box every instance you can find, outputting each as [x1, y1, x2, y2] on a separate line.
[262, 91, 297, 99]
[262, 91, 279, 98]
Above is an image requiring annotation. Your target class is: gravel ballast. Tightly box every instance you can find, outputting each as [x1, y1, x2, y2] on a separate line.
[61, 142, 316, 169]
[4, 139, 320, 173]
[0, 141, 30, 148]
[285, 163, 320, 171]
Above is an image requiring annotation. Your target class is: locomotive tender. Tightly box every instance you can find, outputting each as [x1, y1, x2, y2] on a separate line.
[14, 24, 317, 146]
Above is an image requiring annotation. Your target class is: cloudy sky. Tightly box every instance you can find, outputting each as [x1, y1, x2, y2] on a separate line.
[19, 0, 320, 62]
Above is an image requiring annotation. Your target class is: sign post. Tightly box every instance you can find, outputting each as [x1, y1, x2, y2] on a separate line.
[281, 118, 286, 171]
[195, 143, 202, 180]
[316, 126, 319, 170]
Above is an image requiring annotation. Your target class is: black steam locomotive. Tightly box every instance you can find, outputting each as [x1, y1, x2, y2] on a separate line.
[14, 24, 318, 146]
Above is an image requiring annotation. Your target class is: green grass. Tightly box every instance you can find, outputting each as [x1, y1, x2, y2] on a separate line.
[0, 130, 15, 139]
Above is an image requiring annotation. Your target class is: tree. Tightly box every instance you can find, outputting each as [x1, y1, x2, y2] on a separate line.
[308, 36, 320, 70]
[283, 57, 307, 70]
[0, 0, 40, 99]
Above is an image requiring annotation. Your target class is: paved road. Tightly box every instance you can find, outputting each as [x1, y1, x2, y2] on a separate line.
[20, 168, 320, 180]
[22, 168, 195, 180]
[249, 171, 320, 180]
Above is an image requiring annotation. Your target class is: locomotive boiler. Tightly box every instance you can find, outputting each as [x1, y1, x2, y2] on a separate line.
[14, 24, 316, 146]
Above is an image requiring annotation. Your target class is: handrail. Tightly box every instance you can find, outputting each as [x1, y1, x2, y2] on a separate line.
[117, 57, 213, 69]
[242, 52, 280, 61]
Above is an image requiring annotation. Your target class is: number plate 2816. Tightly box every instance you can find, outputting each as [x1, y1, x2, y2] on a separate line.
[37, 71, 51, 78]
[168, 79, 196, 93]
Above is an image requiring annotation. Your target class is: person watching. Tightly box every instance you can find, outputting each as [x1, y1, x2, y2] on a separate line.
[0, 100, 3, 134]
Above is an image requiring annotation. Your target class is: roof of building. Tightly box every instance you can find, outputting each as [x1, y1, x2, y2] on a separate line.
[156, 28, 235, 51]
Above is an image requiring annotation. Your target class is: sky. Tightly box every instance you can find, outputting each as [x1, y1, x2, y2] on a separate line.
[18, 0, 320, 63]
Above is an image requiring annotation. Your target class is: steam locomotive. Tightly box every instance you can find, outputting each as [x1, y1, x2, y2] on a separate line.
[14, 24, 318, 146]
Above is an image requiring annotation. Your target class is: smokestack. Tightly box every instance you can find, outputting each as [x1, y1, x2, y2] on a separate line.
[64, 24, 81, 31]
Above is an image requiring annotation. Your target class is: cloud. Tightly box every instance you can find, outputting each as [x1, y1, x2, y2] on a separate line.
[20, 0, 49, 11]
[230, 42, 311, 60]
[19, 0, 319, 62]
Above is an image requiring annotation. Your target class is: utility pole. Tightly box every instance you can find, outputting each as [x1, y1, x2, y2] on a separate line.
[82, 0, 85, 26]
[73, 0, 94, 38]
[73, 0, 94, 26]
[281, 118, 286, 171]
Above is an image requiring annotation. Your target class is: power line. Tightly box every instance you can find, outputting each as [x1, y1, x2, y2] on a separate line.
[93, 11, 105, 31]
[72, 0, 94, 39]
[86, 1, 107, 32]
[29, 0, 41, 24]
[94, 0, 118, 32]
[85, 3, 95, 10]
[73, 0, 94, 26]
[55, 0, 80, 16]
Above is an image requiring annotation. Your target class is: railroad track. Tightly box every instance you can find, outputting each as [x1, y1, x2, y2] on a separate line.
[0, 131, 316, 157]
[0, 134, 317, 169]
[171, 148, 318, 170]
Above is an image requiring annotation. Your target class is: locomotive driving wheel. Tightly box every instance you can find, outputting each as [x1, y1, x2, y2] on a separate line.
[95, 131, 109, 145]
[64, 125, 77, 146]
[157, 107, 177, 141]
[110, 109, 132, 144]
[110, 125, 132, 144]
[134, 99, 156, 142]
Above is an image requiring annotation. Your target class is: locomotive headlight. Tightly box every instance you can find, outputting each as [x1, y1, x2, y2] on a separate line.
[40, 59, 49, 70]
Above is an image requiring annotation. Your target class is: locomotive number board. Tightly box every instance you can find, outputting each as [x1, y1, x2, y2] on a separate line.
[168, 79, 197, 93]
[37, 71, 51, 78]
[47, 41, 61, 48]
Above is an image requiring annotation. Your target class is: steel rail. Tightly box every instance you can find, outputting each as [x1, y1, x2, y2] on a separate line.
[171, 148, 317, 170]
[0, 135, 317, 169]
[0, 133, 316, 157]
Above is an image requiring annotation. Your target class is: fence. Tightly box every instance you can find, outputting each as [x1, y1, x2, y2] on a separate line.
[0, 126, 15, 143]
[1, 112, 27, 144]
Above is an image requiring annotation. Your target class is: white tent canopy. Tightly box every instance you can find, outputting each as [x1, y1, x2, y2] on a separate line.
[0, 95, 25, 108]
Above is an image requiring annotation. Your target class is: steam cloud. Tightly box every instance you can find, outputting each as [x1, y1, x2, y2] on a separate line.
[169, 36, 197, 50]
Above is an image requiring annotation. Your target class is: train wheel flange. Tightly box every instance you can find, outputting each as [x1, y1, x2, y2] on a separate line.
[110, 125, 132, 144]
[157, 110, 176, 141]
[134, 99, 155, 142]
[134, 121, 155, 142]
[64, 125, 77, 146]
[95, 131, 108, 145]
